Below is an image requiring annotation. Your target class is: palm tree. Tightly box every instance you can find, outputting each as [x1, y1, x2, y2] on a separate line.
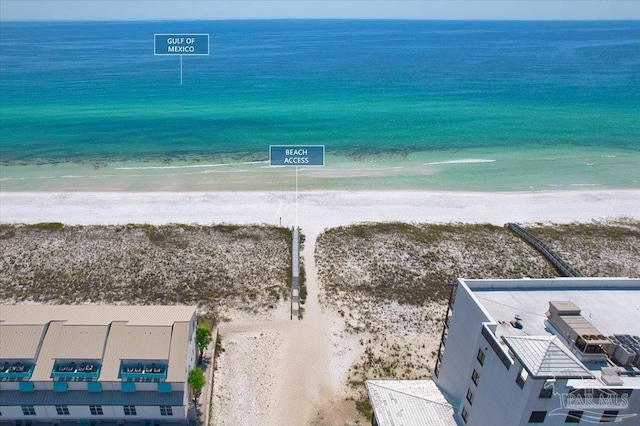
[195, 327, 212, 364]
[188, 367, 205, 406]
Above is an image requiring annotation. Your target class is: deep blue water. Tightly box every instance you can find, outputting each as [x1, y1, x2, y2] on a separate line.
[1, 20, 639, 165]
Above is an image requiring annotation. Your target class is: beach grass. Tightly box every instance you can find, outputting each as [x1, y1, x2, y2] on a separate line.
[524, 218, 640, 278]
[0, 223, 291, 315]
[317, 222, 558, 309]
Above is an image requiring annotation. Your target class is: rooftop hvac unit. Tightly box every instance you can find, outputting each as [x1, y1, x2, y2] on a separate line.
[612, 335, 640, 367]
[613, 344, 636, 366]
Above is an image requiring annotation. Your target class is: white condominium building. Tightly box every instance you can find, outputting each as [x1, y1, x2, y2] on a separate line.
[367, 278, 640, 425]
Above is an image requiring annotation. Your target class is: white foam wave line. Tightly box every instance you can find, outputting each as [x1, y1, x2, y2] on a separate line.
[114, 160, 268, 170]
[0, 173, 180, 181]
[0, 168, 260, 182]
[424, 159, 496, 165]
[570, 184, 602, 187]
[539, 156, 584, 161]
[0, 176, 57, 181]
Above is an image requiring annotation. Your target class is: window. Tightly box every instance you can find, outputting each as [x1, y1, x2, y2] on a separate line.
[600, 411, 618, 423]
[466, 388, 474, 405]
[123, 405, 137, 416]
[539, 380, 554, 398]
[517, 367, 529, 389]
[21, 406, 36, 416]
[471, 369, 480, 386]
[159, 406, 173, 416]
[528, 411, 547, 423]
[565, 410, 583, 423]
[461, 406, 469, 423]
[476, 348, 485, 366]
[90, 405, 103, 416]
[55, 405, 70, 415]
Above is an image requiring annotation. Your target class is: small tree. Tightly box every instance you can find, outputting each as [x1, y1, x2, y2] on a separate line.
[195, 327, 212, 364]
[188, 367, 205, 406]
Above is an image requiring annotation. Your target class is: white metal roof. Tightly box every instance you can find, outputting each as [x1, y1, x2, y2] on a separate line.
[366, 380, 457, 426]
[503, 335, 594, 379]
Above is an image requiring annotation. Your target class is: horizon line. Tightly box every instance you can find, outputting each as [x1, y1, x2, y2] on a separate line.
[2, 17, 640, 23]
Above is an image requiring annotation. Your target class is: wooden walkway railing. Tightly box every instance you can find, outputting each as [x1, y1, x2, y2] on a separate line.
[506, 223, 580, 277]
[291, 227, 300, 319]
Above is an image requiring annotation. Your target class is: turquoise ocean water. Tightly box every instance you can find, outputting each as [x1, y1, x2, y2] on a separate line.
[0, 20, 639, 191]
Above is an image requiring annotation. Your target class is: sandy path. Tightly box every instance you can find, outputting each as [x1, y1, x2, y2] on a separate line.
[274, 231, 332, 424]
[212, 230, 361, 426]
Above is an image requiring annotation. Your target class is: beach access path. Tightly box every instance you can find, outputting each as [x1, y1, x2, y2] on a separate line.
[210, 230, 362, 426]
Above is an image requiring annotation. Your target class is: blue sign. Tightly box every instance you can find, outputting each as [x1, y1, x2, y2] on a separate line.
[154, 34, 209, 55]
[270, 145, 325, 166]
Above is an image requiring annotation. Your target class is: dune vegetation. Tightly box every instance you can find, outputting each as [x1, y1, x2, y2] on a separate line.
[0, 223, 291, 317]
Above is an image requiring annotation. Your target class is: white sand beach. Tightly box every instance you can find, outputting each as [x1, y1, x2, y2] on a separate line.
[2, 189, 639, 425]
[1, 189, 639, 231]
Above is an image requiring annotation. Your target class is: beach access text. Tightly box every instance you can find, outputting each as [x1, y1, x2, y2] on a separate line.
[154, 34, 210, 55]
[270, 145, 325, 166]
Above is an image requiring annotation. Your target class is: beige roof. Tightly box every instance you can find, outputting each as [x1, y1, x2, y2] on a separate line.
[99, 324, 173, 381]
[31, 323, 109, 381]
[167, 322, 190, 382]
[0, 325, 46, 359]
[0, 305, 195, 326]
[119, 326, 172, 360]
[1, 305, 196, 383]
[48, 325, 109, 359]
[100, 322, 128, 381]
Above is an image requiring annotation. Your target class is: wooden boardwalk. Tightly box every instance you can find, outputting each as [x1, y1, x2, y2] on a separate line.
[506, 223, 580, 277]
[291, 227, 300, 319]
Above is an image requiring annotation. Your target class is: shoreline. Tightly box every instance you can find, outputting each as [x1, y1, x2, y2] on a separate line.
[2, 190, 638, 235]
[2, 144, 639, 192]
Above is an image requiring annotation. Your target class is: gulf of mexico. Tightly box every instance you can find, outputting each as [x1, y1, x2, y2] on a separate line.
[0, 20, 638, 191]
